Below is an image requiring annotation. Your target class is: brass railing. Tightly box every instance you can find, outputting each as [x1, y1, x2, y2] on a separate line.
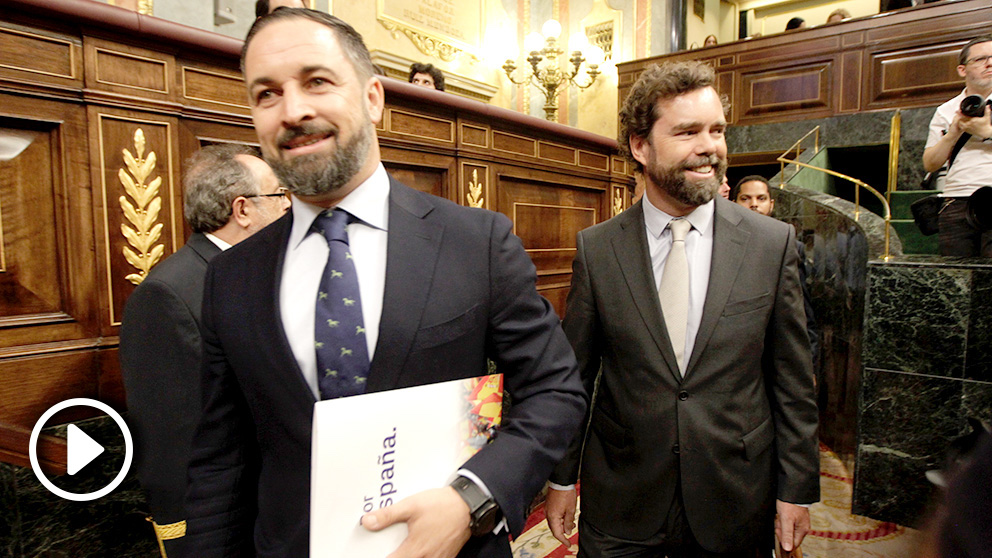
[777, 126, 893, 261]
[887, 110, 901, 203]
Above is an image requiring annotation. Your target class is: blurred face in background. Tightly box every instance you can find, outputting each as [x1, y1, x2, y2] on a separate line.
[735, 180, 775, 216]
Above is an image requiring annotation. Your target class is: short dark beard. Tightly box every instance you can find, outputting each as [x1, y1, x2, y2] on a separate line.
[265, 120, 373, 198]
[646, 155, 727, 208]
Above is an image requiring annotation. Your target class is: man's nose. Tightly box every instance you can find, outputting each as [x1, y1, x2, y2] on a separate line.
[281, 86, 315, 126]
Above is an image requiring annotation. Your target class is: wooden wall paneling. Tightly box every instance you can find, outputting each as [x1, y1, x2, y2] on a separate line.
[383, 108, 456, 146]
[865, 42, 965, 111]
[840, 49, 863, 114]
[492, 130, 538, 161]
[179, 59, 249, 118]
[616, 0, 992, 126]
[88, 107, 181, 332]
[0, 22, 83, 94]
[0, 349, 99, 429]
[380, 145, 456, 202]
[0, 94, 96, 348]
[494, 168, 606, 316]
[458, 121, 490, 150]
[739, 60, 834, 124]
[717, 71, 735, 123]
[0, 121, 64, 323]
[83, 35, 176, 108]
[577, 150, 610, 173]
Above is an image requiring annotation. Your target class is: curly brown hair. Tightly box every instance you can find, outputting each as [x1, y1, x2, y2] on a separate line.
[619, 61, 725, 173]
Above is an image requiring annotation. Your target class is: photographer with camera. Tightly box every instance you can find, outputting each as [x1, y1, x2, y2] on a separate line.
[922, 36, 992, 257]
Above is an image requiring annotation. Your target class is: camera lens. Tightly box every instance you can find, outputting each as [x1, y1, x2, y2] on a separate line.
[960, 95, 988, 118]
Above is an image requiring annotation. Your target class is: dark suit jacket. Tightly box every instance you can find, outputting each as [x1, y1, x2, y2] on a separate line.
[550, 198, 819, 553]
[183, 177, 585, 558]
[120, 232, 222, 555]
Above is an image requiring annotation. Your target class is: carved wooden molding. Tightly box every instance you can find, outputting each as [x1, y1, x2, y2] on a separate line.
[118, 128, 164, 285]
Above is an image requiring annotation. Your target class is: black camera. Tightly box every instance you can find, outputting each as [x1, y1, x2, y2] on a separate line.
[960, 95, 991, 118]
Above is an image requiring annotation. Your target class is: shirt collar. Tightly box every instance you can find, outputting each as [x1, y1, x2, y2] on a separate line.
[642, 193, 715, 239]
[204, 232, 232, 251]
[288, 163, 390, 249]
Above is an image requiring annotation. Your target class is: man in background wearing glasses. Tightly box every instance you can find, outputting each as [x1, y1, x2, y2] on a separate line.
[119, 144, 289, 556]
[922, 36, 992, 257]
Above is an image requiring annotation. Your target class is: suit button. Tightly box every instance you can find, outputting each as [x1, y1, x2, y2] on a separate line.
[678, 390, 688, 401]
[672, 444, 680, 454]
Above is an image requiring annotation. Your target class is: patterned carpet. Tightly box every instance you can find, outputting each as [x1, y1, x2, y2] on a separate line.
[511, 444, 923, 558]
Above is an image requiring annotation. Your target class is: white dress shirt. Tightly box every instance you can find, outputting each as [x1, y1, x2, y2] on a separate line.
[279, 164, 390, 399]
[278, 165, 504, 528]
[204, 232, 232, 251]
[642, 195, 715, 369]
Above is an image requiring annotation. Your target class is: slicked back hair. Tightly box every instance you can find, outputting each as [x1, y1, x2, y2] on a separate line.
[960, 36, 992, 66]
[183, 144, 261, 234]
[618, 61, 723, 173]
[241, 8, 375, 83]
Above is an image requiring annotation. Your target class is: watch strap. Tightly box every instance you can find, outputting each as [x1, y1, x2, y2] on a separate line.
[450, 476, 500, 536]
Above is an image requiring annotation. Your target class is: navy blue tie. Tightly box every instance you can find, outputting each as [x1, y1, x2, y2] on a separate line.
[313, 209, 370, 399]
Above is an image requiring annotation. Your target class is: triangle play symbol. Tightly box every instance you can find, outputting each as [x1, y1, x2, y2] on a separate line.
[67, 424, 105, 476]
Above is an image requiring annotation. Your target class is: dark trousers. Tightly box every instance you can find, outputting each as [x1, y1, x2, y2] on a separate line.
[576, 488, 770, 558]
[939, 198, 992, 257]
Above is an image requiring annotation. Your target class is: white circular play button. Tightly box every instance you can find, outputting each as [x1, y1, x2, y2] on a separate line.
[29, 398, 134, 502]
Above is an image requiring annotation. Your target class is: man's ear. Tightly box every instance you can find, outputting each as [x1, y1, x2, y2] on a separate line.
[629, 134, 650, 169]
[958, 64, 967, 79]
[366, 76, 385, 125]
[231, 197, 253, 228]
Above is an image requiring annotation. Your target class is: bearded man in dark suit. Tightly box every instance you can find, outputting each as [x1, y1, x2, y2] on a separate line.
[545, 61, 820, 558]
[181, 9, 585, 558]
[120, 143, 289, 556]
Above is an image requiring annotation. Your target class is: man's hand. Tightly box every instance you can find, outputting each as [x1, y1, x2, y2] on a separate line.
[545, 486, 578, 547]
[361, 487, 472, 558]
[775, 500, 811, 552]
[958, 104, 992, 140]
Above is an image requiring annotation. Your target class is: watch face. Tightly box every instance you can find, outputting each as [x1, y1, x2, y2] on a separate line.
[472, 500, 500, 535]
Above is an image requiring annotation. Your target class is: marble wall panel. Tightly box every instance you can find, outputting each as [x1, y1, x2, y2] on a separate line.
[726, 106, 935, 191]
[862, 265, 971, 378]
[0, 417, 156, 557]
[855, 258, 992, 527]
[965, 269, 992, 382]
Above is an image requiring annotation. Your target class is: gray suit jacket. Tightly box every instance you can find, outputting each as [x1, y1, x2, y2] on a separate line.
[550, 197, 819, 553]
[120, 232, 222, 556]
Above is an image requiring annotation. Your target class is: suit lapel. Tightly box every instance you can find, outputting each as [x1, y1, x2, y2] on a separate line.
[611, 203, 682, 382]
[367, 178, 444, 392]
[685, 200, 749, 376]
[265, 213, 319, 405]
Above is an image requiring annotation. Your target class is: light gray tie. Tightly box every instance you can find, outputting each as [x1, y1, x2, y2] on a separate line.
[659, 218, 691, 376]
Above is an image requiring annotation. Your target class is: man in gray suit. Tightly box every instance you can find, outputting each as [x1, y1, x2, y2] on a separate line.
[545, 61, 819, 557]
[120, 144, 288, 556]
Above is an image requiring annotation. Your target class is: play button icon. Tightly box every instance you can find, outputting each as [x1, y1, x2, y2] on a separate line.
[67, 423, 105, 475]
[29, 398, 133, 502]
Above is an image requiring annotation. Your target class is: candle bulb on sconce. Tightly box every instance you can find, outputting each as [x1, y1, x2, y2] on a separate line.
[502, 19, 603, 121]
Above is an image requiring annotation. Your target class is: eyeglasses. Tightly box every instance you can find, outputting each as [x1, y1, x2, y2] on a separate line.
[965, 55, 992, 66]
[245, 192, 288, 200]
